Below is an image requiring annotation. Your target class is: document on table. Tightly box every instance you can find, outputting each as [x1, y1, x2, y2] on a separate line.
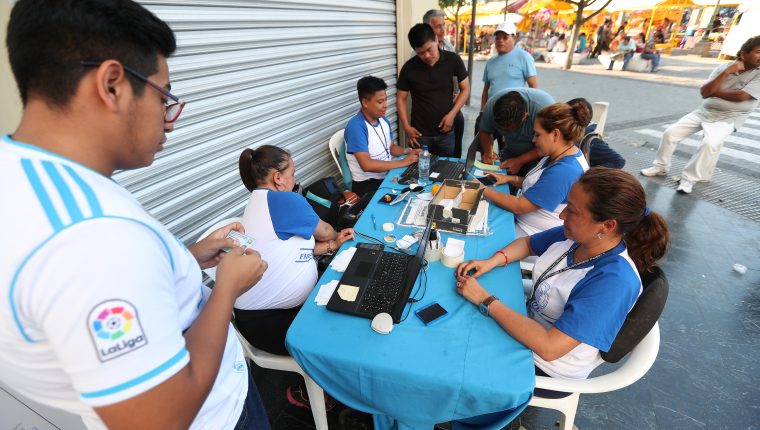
[315, 280, 339, 306]
[329, 246, 356, 272]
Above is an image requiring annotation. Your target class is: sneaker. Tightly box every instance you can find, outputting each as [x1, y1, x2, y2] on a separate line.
[286, 384, 337, 411]
[640, 166, 667, 177]
[677, 179, 695, 194]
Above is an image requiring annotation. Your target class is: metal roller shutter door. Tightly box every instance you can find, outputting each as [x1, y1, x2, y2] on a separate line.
[118, 0, 398, 243]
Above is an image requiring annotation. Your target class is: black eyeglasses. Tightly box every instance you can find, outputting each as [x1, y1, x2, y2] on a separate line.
[81, 60, 186, 123]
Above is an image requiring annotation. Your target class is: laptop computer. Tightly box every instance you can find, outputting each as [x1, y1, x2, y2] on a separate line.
[399, 136, 478, 184]
[326, 218, 433, 323]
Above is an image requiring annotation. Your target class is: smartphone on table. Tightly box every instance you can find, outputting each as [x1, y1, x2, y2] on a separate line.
[415, 302, 449, 326]
[477, 175, 497, 186]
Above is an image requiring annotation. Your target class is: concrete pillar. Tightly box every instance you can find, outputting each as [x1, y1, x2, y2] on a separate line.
[1, 1, 23, 133]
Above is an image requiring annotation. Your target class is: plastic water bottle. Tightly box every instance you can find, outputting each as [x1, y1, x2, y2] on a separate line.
[418, 145, 430, 186]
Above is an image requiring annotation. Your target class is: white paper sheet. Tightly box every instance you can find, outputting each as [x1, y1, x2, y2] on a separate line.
[329, 246, 357, 272]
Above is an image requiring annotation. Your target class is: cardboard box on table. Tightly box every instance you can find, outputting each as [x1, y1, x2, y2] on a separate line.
[428, 180, 485, 234]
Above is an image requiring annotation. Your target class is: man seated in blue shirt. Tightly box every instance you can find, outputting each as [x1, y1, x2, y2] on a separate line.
[608, 35, 637, 71]
[344, 76, 419, 197]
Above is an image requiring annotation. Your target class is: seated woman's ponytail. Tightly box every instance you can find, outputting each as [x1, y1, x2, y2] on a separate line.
[238, 145, 290, 191]
[577, 167, 670, 273]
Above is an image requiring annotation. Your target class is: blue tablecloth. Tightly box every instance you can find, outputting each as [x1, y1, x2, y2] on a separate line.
[286, 169, 535, 430]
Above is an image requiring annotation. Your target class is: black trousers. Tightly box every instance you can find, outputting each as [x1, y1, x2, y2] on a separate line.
[234, 306, 302, 356]
[454, 111, 464, 158]
[352, 178, 383, 198]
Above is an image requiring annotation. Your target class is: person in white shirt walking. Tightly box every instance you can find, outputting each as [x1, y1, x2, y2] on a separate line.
[641, 36, 760, 193]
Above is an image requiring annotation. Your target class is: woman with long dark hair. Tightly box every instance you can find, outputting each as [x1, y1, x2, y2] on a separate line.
[456, 168, 669, 379]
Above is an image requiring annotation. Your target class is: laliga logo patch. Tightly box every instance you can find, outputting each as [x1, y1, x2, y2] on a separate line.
[88, 300, 147, 362]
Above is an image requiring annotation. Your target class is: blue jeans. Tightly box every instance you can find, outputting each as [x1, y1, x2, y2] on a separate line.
[641, 52, 660, 69]
[234, 364, 271, 430]
[418, 132, 455, 157]
[622, 52, 634, 69]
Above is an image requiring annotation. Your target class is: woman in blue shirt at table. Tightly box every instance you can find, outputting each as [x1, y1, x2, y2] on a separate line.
[234, 145, 354, 356]
[455, 168, 669, 380]
[482, 102, 590, 238]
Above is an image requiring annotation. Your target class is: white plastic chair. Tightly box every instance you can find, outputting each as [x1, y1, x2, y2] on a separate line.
[328, 129, 352, 189]
[197, 217, 329, 430]
[528, 323, 660, 430]
[591, 101, 610, 134]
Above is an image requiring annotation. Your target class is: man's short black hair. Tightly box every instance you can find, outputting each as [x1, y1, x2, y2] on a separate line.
[6, 0, 176, 106]
[357, 76, 387, 101]
[493, 91, 527, 129]
[408, 23, 437, 50]
[739, 35, 760, 57]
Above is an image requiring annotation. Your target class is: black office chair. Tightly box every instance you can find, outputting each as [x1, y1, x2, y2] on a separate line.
[602, 265, 669, 362]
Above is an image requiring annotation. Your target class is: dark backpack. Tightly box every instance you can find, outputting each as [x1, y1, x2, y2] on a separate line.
[578, 131, 602, 165]
[302, 177, 344, 227]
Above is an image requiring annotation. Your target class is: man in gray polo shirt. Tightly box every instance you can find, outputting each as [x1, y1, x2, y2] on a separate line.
[641, 36, 760, 194]
[479, 88, 554, 191]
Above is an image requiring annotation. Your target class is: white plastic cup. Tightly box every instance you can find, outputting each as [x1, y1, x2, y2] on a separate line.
[733, 263, 747, 275]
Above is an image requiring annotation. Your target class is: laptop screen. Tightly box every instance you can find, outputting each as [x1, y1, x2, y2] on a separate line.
[406, 216, 434, 278]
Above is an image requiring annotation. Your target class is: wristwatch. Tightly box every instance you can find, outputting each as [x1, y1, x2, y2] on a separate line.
[478, 295, 499, 316]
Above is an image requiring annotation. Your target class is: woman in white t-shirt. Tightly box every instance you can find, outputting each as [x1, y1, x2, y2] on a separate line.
[456, 168, 670, 381]
[234, 145, 354, 356]
[482, 102, 590, 237]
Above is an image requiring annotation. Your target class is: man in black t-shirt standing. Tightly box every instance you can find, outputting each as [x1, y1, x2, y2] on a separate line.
[397, 23, 470, 157]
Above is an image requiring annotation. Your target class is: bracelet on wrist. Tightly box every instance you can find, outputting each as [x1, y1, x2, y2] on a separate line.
[495, 250, 509, 266]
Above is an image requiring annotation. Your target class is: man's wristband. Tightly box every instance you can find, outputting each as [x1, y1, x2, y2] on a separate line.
[496, 250, 509, 266]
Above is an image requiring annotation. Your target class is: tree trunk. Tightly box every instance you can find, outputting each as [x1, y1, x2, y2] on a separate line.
[564, 4, 585, 70]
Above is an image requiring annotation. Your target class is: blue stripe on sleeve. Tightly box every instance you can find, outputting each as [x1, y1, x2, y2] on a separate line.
[80, 348, 188, 398]
[21, 159, 64, 231]
[529, 226, 566, 256]
[63, 165, 104, 217]
[9, 216, 176, 342]
[42, 161, 84, 223]
[344, 114, 369, 154]
[268, 192, 319, 241]
[522, 155, 584, 210]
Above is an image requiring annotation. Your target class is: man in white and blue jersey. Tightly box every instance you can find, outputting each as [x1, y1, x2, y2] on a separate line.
[344, 76, 420, 197]
[1, 1, 269, 428]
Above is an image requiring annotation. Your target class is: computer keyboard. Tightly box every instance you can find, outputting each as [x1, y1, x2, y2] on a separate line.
[433, 160, 465, 181]
[400, 154, 439, 183]
[358, 252, 410, 315]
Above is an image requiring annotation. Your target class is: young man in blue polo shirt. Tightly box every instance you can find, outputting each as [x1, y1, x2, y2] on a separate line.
[344, 76, 419, 197]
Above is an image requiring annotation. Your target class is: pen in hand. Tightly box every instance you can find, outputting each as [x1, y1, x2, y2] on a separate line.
[371, 214, 377, 230]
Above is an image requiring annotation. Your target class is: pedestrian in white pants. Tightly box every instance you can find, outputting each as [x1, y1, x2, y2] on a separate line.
[653, 112, 734, 183]
[641, 35, 760, 194]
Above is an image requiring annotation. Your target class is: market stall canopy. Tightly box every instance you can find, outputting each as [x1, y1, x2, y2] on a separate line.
[606, 0, 661, 12]
[518, 0, 574, 14]
[692, 0, 741, 5]
[656, 0, 696, 7]
[450, 2, 506, 19]
[477, 13, 525, 26]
